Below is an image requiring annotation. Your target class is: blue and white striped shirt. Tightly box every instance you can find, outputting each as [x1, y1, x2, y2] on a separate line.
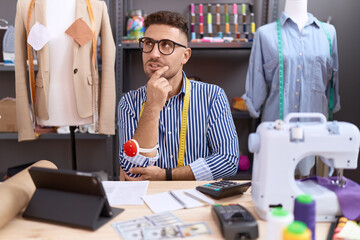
[118, 72, 239, 180]
[242, 12, 340, 122]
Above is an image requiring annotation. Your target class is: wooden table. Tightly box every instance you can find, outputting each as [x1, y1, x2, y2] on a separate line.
[0, 181, 331, 239]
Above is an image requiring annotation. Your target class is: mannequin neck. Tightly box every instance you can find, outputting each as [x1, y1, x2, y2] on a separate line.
[284, 0, 308, 31]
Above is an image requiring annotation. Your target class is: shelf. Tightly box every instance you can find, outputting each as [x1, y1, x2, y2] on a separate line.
[0, 132, 112, 140]
[189, 42, 252, 49]
[0, 64, 102, 72]
[231, 111, 251, 119]
[0, 65, 38, 72]
[120, 41, 252, 50]
[224, 168, 252, 180]
[0, 65, 16, 71]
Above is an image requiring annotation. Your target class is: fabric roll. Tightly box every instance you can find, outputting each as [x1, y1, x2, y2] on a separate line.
[0, 160, 57, 228]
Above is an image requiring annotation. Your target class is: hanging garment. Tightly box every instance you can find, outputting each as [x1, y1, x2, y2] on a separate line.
[242, 12, 340, 122]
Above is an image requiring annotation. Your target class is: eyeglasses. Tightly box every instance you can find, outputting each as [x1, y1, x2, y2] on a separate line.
[139, 37, 187, 55]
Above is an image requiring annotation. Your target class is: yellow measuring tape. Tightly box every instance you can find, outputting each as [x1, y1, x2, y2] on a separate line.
[26, 0, 97, 125]
[26, 0, 36, 119]
[85, 0, 97, 68]
[140, 77, 191, 167]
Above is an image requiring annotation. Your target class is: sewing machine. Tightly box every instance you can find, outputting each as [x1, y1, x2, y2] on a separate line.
[249, 113, 360, 222]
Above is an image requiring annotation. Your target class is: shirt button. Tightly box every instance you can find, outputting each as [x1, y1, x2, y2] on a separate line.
[299, 52, 303, 56]
[167, 107, 171, 111]
[74, 68, 78, 74]
[170, 155, 173, 159]
[295, 105, 298, 109]
[168, 131, 171, 135]
[296, 92, 299, 95]
[297, 65, 301, 69]
[296, 79, 300, 82]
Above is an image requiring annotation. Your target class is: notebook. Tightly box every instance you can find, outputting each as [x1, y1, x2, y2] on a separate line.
[142, 189, 214, 213]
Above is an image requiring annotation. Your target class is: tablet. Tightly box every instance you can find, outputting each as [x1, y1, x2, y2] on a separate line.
[23, 166, 124, 231]
[27, 167, 113, 217]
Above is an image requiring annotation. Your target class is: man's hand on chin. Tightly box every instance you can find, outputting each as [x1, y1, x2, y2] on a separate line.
[125, 166, 166, 181]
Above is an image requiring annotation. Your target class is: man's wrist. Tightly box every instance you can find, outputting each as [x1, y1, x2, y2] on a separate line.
[165, 168, 172, 181]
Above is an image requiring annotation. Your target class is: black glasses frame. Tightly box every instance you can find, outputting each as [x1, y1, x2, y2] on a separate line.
[138, 37, 187, 55]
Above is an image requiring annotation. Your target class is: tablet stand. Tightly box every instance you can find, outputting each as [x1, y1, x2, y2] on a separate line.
[23, 188, 124, 230]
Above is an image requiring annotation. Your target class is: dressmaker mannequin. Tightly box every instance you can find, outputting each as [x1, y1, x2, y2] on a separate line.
[242, 0, 340, 176]
[37, 0, 92, 127]
[15, 0, 116, 143]
[15, 0, 116, 169]
[284, 0, 308, 31]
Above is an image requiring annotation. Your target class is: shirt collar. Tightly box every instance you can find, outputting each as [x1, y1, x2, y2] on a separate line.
[280, 11, 320, 28]
[179, 71, 188, 96]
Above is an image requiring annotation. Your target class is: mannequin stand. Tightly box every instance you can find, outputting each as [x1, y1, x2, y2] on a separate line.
[70, 126, 77, 170]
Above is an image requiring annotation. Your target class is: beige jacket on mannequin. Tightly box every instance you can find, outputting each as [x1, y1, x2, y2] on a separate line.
[14, 0, 116, 141]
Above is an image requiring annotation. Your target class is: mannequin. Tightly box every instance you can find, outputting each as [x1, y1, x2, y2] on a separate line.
[15, 0, 116, 142]
[37, 0, 92, 127]
[242, 0, 340, 176]
[284, 0, 308, 31]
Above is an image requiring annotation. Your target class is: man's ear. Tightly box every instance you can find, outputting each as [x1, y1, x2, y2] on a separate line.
[182, 47, 191, 65]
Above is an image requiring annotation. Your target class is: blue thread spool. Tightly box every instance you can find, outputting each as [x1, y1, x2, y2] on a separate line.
[294, 194, 316, 240]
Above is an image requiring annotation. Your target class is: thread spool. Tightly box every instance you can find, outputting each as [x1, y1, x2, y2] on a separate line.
[238, 155, 250, 171]
[266, 208, 294, 240]
[294, 194, 316, 240]
[283, 221, 311, 240]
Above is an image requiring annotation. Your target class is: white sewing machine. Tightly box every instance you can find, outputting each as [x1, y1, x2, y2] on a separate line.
[249, 113, 360, 222]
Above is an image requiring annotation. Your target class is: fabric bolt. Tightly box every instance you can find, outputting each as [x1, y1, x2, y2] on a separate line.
[301, 176, 360, 221]
[118, 71, 239, 181]
[242, 12, 340, 122]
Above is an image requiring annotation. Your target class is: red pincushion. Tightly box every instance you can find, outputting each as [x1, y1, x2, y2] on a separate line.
[124, 139, 138, 157]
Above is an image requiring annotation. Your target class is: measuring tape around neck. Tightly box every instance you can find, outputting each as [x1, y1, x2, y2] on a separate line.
[26, 0, 97, 125]
[320, 21, 334, 121]
[140, 77, 191, 168]
[276, 18, 334, 120]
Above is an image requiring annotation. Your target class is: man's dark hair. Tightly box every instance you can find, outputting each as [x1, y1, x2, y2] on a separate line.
[144, 11, 189, 36]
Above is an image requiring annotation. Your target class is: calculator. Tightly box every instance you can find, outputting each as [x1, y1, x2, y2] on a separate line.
[212, 204, 258, 240]
[195, 180, 251, 199]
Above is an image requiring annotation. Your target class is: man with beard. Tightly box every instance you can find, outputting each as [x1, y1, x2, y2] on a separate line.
[118, 11, 239, 181]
